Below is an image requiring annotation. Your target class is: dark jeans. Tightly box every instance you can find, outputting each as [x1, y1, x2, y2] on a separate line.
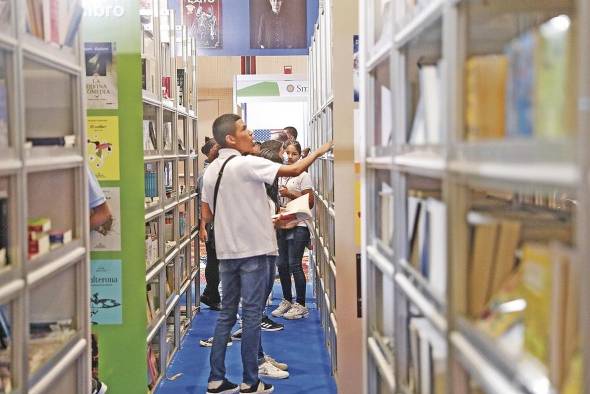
[209, 255, 269, 385]
[277, 226, 310, 306]
[258, 256, 276, 360]
[202, 238, 220, 303]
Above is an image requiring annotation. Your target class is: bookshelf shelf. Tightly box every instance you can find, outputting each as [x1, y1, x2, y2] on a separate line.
[367, 337, 396, 390]
[361, 0, 587, 393]
[366, 245, 394, 278]
[394, 0, 445, 48]
[0, 2, 91, 392]
[366, 40, 393, 72]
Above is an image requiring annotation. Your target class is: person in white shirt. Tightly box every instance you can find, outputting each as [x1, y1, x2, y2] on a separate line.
[200, 114, 331, 394]
[271, 141, 314, 320]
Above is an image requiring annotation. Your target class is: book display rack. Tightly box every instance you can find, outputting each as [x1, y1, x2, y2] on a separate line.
[0, 0, 89, 392]
[84, 0, 200, 391]
[360, 0, 589, 393]
[308, 0, 362, 392]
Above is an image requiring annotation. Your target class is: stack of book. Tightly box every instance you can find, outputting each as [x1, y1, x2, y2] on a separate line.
[25, 0, 83, 47]
[28, 218, 72, 259]
[465, 15, 576, 141]
[25, 135, 76, 148]
[147, 343, 160, 389]
[28, 319, 75, 373]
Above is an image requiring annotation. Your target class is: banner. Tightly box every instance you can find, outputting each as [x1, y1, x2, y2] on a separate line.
[87, 116, 120, 181]
[91, 260, 123, 325]
[85, 42, 118, 109]
[184, 0, 222, 49]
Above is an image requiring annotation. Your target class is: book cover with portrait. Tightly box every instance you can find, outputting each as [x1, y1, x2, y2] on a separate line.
[250, 0, 307, 49]
[184, 0, 223, 49]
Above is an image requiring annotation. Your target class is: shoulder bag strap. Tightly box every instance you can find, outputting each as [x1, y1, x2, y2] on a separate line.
[213, 155, 237, 216]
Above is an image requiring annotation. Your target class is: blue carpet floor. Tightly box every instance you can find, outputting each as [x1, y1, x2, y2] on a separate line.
[155, 286, 338, 394]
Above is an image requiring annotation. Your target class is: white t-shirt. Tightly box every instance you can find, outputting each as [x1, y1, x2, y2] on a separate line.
[280, 171, 313, 228]
[202, 148, 281, 260]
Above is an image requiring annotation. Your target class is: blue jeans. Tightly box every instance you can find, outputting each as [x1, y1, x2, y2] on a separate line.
[258, 256, 277, 360]
[277, 227, 310, 305]
[209, 255, 268, 385]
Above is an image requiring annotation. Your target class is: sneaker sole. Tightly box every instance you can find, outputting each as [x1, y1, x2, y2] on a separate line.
[283, 313, 309, 320]
[258, 372, 289, 380]
[206, 389, 239, 394]
[200, 341, 233, 347]
[239, 388, 274, 394]
[261, 326, 284, 332]
[270, 311, 286, 317]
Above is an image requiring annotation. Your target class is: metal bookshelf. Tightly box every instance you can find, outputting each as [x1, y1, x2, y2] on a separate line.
[360, 0, 588, 393]
[141, 1, 200, 391]
[308, 1, 362, 393]
[0, 0, 90, 393]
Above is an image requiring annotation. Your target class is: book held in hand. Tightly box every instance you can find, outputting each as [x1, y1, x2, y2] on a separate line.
[273, 194, 312, 226]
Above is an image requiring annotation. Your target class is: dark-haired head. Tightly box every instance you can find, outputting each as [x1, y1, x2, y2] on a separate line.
[284, 140, 302, 164]
[284, 126, 298, 141]
[212, 114, 254, 153]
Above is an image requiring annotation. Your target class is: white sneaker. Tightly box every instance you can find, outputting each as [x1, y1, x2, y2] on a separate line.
[264, 355, 288, 371]
[258, 360, 289, 379]
[271, 299, 292, 317]
[283, 303, 309, 320]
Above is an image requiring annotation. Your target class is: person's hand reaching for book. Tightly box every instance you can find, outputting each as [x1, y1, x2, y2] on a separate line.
[315, 140, 334, 157]
[199, 225, 208, 243]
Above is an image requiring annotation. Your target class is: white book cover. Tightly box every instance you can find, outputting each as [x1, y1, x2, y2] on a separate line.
[407, 196, 421, 238]
[381, 85, 393, 145]
[420, 65, 441, 144]
[427, 198, 447, 300]
[85, 42, 118, 109]
[91, 187, 121, 251]
[410, 96, 426, 145]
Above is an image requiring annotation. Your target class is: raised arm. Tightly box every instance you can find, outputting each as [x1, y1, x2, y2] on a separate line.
[277, 141, 333, 177]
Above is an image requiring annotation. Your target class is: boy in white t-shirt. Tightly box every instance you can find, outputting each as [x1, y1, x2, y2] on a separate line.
[272, 141, 314, 320]
[201, 114, 331, 394]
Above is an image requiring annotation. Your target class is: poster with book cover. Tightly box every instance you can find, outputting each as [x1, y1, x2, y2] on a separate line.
[91, 260, 122, 325]
[91, 187, 121, 251]
[184, 0, 223, 49]
[85, 42, 118, 109]
[87, 116, 120, 181]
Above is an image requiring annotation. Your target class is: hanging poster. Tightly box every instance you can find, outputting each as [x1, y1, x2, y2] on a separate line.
[91, 260, 122, 325]
[353, 35, 360, 102]
[184, 0, 223, 49]
[85, 42, 119, 109]
[91, 187, 121, 251]
[249, 0, 307, 49]
[87, 116, 120, 181]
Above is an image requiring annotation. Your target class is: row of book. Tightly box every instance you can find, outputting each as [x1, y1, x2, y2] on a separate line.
[146, 283, 159, 323]
[28, 217, 72, 259]
[466, 15, 575, 141]
[408, 317, 446, 394]
[25, 0, 83, 48]
[145, 168, 158, 199]
[143, 120, 158, 151]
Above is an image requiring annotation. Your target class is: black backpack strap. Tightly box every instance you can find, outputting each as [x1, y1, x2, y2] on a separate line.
[213, 155, 237, 215]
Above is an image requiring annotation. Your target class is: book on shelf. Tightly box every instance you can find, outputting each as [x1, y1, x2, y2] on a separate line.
[409, 317, 447, 394]
[379, 182, 394, 246]
[534, 15, 576, 139]
[143, 120, 157, 151]
[0, 79, 7, 149]
[0, 1, 10, 26]
[25, 135, 76, 148]
[163, 122, 173, 150]
[48, 229, 72, 249]
[465, 55, 508, 141]
[165, 213, 174, 243]
[408, 62, 442, 145]
[28, 217, 51, 233]
[0, 195, 7, 266]
[162, 76, 172, 100]
[26, 0, 82, 47]
[176, 69, 185, 107]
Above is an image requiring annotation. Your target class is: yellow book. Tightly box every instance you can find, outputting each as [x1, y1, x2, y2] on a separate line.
[520, 243, 552, 364]
[468, 222, 499, 318]
[465, 55, 508, 141]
